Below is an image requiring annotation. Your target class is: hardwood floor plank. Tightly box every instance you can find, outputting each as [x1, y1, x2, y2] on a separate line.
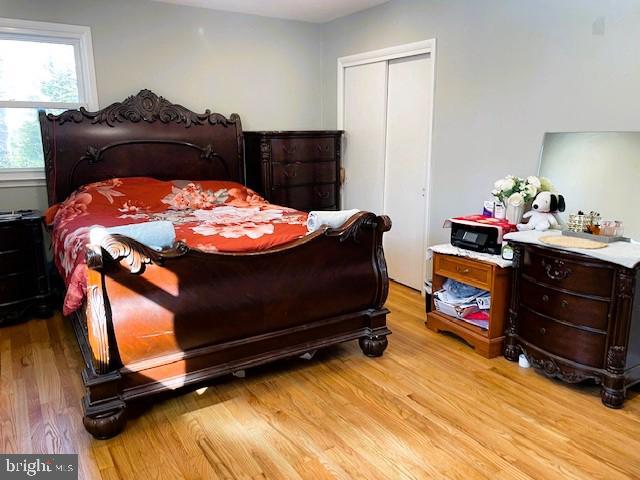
[0, 282, 638, 479]
[378, 350, 626, 479]
[191, 403, 268, 479]
[244, 382, 388, 480]
[323, 361, 527, 480]
[104, 439, 136, 479]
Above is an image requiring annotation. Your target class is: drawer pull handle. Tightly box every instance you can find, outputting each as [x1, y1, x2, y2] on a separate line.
[283, 165, 298, 178]
[316, 144, 330, 153]
[282, 145, 298, 155]
[561, 300, 568, 309]
[539, 327, 547, 336]
[542, 294, 549, 302]
[456, 267, 471, 274]
[541, 258, 572, 281]
[315, 189, 330, 199]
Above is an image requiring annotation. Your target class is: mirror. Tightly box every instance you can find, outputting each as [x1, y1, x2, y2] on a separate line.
[539, 132, 639, 240]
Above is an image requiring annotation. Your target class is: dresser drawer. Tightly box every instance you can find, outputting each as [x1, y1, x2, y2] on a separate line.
[519, 308, 605, 368]
[271, 162, 336, 188]
[0, 272, 37, 304]
[270, 184, 336, 211]
[270, 137, 336, 163]
[434, 255, 492, 290]
[0, 224, 29, 251]
[521, 278, 609, 331]
[0, 249, 34, 276]
[523, 249, 613, 297]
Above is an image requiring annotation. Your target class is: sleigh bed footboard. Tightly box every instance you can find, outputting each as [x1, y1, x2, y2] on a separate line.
[75, 212, 392, 438]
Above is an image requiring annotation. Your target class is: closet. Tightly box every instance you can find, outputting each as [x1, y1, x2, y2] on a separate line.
[340, 46, 434, 291]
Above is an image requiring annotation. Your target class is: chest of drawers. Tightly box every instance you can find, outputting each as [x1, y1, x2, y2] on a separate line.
[244, 131, 343, 211]
[0, 211, 52, 324]
[504, 242, 640, 408]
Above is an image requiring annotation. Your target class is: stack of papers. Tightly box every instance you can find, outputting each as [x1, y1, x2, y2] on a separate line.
[433, 279, 491, 329]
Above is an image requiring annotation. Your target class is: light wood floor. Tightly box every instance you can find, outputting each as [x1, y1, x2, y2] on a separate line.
[1, 283, 639, 479]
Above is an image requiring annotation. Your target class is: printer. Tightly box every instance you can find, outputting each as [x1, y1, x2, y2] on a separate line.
[445, 215, 516, 255]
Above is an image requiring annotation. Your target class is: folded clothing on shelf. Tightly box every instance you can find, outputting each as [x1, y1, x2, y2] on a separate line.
[443, 278, 485, 298]
[463, 310, 490, 330]
[433, 279, 491, 329]
[441, 279, 490, 308]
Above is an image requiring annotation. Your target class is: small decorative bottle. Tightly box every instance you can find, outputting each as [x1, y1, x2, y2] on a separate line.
[501, 242, 514, 260]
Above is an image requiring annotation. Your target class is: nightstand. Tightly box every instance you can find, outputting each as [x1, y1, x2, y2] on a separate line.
[0, 210, 52, 324]
[426, 250, 511, 358]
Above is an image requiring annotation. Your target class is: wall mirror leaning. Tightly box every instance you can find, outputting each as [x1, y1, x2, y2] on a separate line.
[538, 131, 639, 241]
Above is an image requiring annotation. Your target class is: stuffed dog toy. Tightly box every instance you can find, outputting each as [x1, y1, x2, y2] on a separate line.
[517, 191, 565, 231]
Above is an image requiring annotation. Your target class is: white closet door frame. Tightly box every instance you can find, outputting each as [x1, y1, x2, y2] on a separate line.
[337, 39, 436, 292]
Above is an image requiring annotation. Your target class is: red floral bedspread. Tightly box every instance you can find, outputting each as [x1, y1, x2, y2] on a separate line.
[47, 177, 308, 315]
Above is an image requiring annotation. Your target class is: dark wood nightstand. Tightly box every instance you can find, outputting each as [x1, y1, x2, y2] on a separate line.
[0, 210, 52, 324]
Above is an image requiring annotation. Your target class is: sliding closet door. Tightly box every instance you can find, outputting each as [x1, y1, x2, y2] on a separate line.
[341, 50, 433, 291]
[341, 61, 387, 212]
[383, 54, 432, 290]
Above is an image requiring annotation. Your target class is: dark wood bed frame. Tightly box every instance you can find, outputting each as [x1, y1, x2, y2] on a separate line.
[39, 90, 391, 439]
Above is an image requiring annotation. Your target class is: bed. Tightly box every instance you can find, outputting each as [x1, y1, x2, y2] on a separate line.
[39, 90, 391, 438]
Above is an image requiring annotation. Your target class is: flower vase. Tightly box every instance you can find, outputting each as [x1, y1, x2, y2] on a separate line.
[506, 202, 525, 225]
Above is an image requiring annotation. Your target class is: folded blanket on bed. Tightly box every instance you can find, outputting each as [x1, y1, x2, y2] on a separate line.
[307, 209, 360, 233]
[89, 221, 176, 251]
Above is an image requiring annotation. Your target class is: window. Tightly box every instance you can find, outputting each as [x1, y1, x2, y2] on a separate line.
[0, 18, 97, 186]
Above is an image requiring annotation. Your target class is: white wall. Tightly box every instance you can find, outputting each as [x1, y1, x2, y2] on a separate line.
[320, 0, 640, 246]
[0, 0, 323, 210]
[3, 0, 640, 232]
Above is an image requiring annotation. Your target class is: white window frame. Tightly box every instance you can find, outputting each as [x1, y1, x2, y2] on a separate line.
[0, 17, 98, 187]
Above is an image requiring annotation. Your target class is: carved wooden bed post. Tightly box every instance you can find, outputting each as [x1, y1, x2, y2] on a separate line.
[358, 214, 392, 357]
[82, 235, 188, 438]
[82, 243, 127, 438]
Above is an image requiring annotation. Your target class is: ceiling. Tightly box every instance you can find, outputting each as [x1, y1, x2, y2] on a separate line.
[148, 0, 390, 23]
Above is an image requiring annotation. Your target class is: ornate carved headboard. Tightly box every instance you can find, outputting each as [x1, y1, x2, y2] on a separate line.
[39, 89, 244, 205]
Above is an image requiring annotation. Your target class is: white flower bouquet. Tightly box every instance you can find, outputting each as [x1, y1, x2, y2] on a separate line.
[491, 175, 554, 206]
[491, 175, 554, 224]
